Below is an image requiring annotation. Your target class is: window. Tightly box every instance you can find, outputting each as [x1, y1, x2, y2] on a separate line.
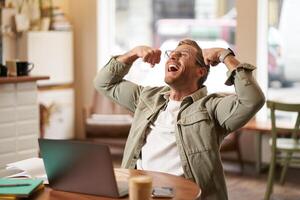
[267, 0, 300, 103]
[100, 0, 236, 93]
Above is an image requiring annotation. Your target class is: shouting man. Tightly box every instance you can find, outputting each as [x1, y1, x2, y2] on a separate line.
[94, 39, 265, 200]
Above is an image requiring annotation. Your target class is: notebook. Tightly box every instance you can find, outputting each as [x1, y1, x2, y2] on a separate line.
[38, 139, 128, 198]
[0, 178, 44, 198]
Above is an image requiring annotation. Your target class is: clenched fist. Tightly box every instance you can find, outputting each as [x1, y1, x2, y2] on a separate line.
[202, 48, 224, 66]
[132, 46, 162, 67]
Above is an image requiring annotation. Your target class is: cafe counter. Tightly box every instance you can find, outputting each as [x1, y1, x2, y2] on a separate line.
[0, 76, 49, 177]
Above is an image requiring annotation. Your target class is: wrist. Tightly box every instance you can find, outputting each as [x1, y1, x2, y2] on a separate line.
[224, 57, 240, 71]
[219, 48, 235, 63]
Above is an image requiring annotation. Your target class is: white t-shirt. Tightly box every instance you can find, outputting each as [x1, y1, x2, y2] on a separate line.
[136, 99, 184, 176]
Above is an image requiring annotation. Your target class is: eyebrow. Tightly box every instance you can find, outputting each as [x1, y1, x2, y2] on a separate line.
[176, 48, 191, 52]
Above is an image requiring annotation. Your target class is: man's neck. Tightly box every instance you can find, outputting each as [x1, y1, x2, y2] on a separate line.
[169, 87, 199, 101]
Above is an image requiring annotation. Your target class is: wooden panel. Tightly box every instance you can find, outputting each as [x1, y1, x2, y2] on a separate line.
[17, 120, 39, 136]
[0, 92, 16, 107]
[0, 123, 15, 139]
[0, 108, 16, 123]
[17, 149, 39, 161]
[16, 135, 39, 151]
[16, 105, 39, 120]
[17, 91, 37, 105]
[0, 153, 17, 169]
[0, 138, 16, 154]
[0, 81, 41, 169]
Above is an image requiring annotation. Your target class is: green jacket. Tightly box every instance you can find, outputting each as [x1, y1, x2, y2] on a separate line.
[94, 57, 265, 200]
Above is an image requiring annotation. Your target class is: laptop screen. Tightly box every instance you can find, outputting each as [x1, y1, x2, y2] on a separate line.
[38, 139, 126, 198]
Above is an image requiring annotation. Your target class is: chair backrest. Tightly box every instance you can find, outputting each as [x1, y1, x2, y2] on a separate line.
[266, 100, 300, 140]
[91, 91, 132, 115]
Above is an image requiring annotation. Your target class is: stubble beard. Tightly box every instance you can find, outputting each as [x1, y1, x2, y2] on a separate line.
[164, 74, 184, 88]
[164, 74, 176, 85]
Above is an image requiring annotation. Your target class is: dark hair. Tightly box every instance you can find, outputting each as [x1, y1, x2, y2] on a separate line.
[178, 39, 210, 86]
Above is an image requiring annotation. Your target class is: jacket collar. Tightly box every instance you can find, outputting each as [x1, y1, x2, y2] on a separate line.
[189, 86, 208, 102]
[159, 85, 208, 102]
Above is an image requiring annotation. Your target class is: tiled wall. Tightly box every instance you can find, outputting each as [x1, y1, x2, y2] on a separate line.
[0, 82, 39, 175]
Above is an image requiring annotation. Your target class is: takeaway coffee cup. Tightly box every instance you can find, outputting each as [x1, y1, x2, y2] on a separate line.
[0, 64, 7, 77]
[129, 175, 152, 200]
[16, 61, 34, 76]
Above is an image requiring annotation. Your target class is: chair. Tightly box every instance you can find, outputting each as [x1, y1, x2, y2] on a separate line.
[264, 100, 300, 200]
[83, 91, 133, 158]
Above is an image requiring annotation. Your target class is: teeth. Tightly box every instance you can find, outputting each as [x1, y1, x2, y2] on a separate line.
[167, 64, 179, 72]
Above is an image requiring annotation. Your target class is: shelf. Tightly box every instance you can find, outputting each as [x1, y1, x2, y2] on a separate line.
[37, 83, 74, 90]
[0, 76, 49, 84]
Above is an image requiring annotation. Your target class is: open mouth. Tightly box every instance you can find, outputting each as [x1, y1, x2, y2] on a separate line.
[168, 64, 179, 72]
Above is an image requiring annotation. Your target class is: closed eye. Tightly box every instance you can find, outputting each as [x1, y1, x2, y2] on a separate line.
[180, 51, 189, 57]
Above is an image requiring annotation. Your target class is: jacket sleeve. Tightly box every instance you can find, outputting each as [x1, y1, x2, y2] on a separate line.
[93, 57, 143, 113]
[206, 63, 265, 133]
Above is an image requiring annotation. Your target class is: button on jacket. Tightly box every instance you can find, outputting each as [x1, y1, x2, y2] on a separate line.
[94, 57, 265, 200]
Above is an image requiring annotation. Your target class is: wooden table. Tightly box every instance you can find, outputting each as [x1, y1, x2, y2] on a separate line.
[239, 119, 292, 173]
[32, 169, 201, 200]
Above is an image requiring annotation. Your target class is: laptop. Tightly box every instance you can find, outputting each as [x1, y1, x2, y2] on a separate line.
[38, 139, 128, 198]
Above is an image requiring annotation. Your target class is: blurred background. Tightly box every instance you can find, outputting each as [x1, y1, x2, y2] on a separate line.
[1, 0, 300, 199]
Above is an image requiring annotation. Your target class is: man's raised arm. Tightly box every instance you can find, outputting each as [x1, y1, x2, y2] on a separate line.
[202, 48, 265, 133]
[93, 46, 161, 112]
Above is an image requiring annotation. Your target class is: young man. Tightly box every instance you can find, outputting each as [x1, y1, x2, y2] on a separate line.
[94, 39, 265, 200]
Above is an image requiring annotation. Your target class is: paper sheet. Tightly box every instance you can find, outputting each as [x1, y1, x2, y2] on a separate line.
[6, 158, 48, 184]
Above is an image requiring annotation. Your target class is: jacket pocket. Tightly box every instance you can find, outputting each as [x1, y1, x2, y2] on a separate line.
[179, 110, 209, 125]
[178, 111, 214, 154]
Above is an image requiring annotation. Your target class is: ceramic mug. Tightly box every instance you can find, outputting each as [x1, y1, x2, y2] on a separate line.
[0, 64, 7, 77]
[16, 61, 34, 76]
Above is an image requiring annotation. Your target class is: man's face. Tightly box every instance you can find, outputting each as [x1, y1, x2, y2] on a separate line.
[164, 44, 204, 89]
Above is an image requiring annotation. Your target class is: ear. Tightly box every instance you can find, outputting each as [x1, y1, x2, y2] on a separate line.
[196, 67, 207, 78]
